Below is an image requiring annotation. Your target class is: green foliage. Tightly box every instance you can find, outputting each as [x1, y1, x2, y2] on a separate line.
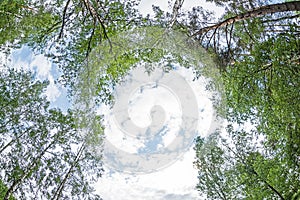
[0, 0, 57, 54]
[75, 26, 222, 108]
[195, 14, 299, 200]
[0, 0, 143, 88]
[0, 179, 16, 200]
[0, 69, 103, 199]
[0, 0, 299, 199]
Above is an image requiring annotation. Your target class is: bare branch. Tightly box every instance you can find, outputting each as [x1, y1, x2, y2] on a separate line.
[81, 0, 112, 51]
[86, 22, 96, 59]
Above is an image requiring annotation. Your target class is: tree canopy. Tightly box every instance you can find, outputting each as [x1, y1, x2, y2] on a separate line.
[0, 69, 103, 199]
[0, 0, 299, 199]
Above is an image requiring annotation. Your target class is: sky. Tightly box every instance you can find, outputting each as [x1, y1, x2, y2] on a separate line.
[93, 1, 225, 199]
[95, 64, 216, 199]
[2, 46, 70, 112]
[2, 1, 225, 200]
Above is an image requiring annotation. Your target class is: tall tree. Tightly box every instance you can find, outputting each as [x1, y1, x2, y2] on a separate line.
[192, 1, 300, 199]
[186, 1, 300, 66]
[0, 0, 142, 87]
[0, 68, 103, 199]
[0, 0, 299, 199]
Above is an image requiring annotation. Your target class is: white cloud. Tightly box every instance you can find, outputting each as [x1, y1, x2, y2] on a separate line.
[182, 0, 225, 19]
[95, 65, 219, 200]
[2, 1, 225, 199]
[45, 75, 61, 102]
[30, 54, 52, 78]
[29, 54, 62, 102]
[95, 147, 202, 200]
[8, 47, 62, 102]
[10, 57, 31, 71]
[138, 0, 171, 16]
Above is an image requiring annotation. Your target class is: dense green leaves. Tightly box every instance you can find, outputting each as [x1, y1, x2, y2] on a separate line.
[0, 179, 15, 200]
[0, 0, 143, 88]
[0, 69, 103, 199]
[0, 0, 299, 199]
[194, 2, 300, 199]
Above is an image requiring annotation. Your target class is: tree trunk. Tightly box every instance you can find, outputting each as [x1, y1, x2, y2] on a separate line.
[192, 1, 300, 36]
[3, 141, 55, 200]
[169, 0, 184, 28]
[50, 143, 86, 200]
[0, 128, 32, 154]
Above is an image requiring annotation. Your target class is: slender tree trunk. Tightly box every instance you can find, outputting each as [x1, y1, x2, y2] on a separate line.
[206, 167, 228, 200]
[252, 169, 286, 200]
[169, 0, 184, 28]
[3, 141, 55, 200]
[225, 145, 286, 200]
[192, 1, 300, 36]
[51, 143, 86, 200]
[0, 128, 32, 154]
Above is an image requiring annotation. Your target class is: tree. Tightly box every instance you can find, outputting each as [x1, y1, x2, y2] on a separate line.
[0, 0, 299, 199]
[192, 1, 300, 199]
[0, 68, 103, 199]
[187, 1, 300, 67]
[0, 0, 142, 87]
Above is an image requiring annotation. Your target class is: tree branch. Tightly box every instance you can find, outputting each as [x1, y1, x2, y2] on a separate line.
[191, 1, 300, 37]
[81, 0, 112, 51]
[51, 143, 86, 200]
[262, 14, 300, 23]
[59, 0, 72, 39]
[224, 144, 285, 200]
[4, 140, 56, 200]
[169, 0, 184, 28]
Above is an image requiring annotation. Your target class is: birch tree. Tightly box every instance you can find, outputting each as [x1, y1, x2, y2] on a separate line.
[0, 69, 103, 199]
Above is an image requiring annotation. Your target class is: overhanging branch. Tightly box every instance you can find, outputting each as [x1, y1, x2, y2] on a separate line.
[191, 1, 300, 37]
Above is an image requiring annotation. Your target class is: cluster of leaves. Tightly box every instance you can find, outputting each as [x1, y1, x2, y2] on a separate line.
[193, 1, 300, 200]
[0, 0, 144, 88]
[0, 0, 299, 199]
[0, 69, 103, 200]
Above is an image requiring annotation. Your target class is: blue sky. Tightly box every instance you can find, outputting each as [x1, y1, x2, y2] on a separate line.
[7, 46, 71, 113]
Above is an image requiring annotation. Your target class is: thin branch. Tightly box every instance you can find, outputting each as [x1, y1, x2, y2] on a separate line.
[241, 20, 256, 43]
[59, 0, 72, 39]
[169, 0, 184, 28]
[206, 166, 228, 200]
[227, 23, 234, 59]
[81, 0, 112, 51]
[206, 27, 218, 49]
[4, 140, 56, 200]
[224, 144, 285, 200]
[265, 29, 299, 33]
[86, 22, 96, 59]
[200, 30, 209, 44]
[225, 24, 229, 48]
[0, 10, 22, 18]
[51, 143, 86, 200]
[252, 168, 286, 200]
[0, 127, 32, 154]
[213, 26, 217, 49]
